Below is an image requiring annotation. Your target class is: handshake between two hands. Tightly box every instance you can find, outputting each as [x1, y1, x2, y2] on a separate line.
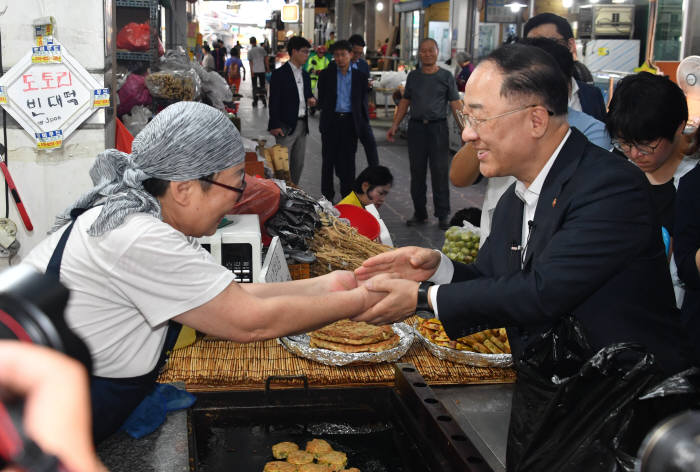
[325, 246, 442, 326]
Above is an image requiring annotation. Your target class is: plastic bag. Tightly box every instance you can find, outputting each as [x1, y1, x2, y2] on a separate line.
[117, 22, 150, 52]
[229, 177, 281, 245]
[153, 48, 203, 100]
[145, 70, 199, 101]
[201, 70, 232, 110]
[117, 73, 152, 116]
[122, 105, 152, 137]
[442, 221, 481, 264]
[506, 315, 700, 472]
[377, 71, 407, 90]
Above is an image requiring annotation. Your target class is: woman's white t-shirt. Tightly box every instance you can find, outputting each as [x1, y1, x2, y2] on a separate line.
[23, 207, 234, 378]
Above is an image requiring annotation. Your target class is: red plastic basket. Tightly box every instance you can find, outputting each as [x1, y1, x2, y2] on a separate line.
[334, 204, 381, 241]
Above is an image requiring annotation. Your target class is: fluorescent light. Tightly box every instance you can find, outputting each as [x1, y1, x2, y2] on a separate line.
[376, 1, 384, 11]
[505, 2, 527, 12]
[562, 0, 573, 8]
[611, 0, 626, 3]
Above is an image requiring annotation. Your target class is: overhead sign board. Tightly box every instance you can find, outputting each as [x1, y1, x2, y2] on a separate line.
[0, 40, 108, 150]
[282, 5, 299, 22]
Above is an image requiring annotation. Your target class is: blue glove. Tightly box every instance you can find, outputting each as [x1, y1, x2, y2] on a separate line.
[121, 383, 195, 439]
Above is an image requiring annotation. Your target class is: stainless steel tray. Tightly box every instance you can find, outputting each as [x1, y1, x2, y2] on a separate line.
[412, 321, 513, 368]
[278, 322, 414, 366]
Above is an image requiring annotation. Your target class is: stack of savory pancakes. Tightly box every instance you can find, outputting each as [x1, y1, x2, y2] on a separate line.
[308, 319, 400, 353]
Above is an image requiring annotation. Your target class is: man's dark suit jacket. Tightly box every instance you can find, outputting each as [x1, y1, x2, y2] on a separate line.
[674, 164, 700, 363]
[436, 128, 689, 374]
[576, 79, 607, 122]
[267, 62, 313, 135]
[317, 62, 369, 135]
[352, 59, 372, 117]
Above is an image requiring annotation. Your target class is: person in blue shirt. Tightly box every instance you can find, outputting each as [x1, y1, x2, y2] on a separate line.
[348, 34, 379, 167]
[317, 40, 370, 201]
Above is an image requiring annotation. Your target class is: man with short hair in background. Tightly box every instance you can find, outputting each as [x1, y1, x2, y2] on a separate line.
[268, 36, 317, 185]
[348, 34, 379, 167]
[248, 36, 270, 107]
[387, 37, 461, 230]
[317, 40, 370, 202]
[524, 12, 606, 122]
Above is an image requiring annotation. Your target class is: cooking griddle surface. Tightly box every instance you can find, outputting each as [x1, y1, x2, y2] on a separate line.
[189, 388, 437, 472]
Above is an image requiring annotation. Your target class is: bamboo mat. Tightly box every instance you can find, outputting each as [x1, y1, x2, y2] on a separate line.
[158, 336, 516, 392]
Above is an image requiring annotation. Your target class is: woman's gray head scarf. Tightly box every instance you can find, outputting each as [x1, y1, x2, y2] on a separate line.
[51, 101, 244, 236]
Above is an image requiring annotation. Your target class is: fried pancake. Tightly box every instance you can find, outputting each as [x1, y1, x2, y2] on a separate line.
[305, 438, 333, 456]
[298, 464, 334, 472]
[272, 441, 299, 459]
[317, 451, 348, 471]
[286, 450, 314, 465]
[263, 461, 297, 472]
[342, 468, 361, 472]
[309, 332, 400, 353]
[309, 320, 394, 345]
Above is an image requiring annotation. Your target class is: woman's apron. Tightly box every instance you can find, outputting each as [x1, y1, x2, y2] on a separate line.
[45, 209, 182, 443]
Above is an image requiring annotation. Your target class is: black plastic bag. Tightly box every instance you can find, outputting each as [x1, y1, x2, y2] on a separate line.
[506, 315, 699, 472]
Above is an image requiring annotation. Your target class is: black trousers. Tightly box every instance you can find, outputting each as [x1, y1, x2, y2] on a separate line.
[252, 72, 266, 98]
[407, 119, 450, 219]
[321, 113, 358, 202]
[357, 120, 379, 167]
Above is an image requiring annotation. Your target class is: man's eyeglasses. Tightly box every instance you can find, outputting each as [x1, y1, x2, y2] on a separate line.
[460, 104, 553, 131]
[611, 138, 661, 156]
[199, 176, 247, 200]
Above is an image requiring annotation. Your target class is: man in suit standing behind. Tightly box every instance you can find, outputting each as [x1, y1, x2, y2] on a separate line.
[524, 13, 607, 122]
[317, 40, 370, 202]
[353, 44, 689, 468]
[268, 36, 316, 185]
[349, 34, 379, 167]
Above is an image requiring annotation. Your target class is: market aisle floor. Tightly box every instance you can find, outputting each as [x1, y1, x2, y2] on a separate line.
[235, 77, 487, 250]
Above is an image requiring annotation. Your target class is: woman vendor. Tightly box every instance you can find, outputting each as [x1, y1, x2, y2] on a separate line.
[21, 102, 387, 443]
[338, 165, 393, 209]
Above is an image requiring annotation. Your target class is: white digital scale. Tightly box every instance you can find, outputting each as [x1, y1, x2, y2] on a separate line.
[198, 214, 262, 283]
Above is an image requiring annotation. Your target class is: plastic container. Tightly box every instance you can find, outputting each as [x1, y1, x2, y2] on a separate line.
[334, 204, 381, 241]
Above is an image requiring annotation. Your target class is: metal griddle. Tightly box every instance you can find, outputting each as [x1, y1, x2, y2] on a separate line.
[187, 363, 493, 472]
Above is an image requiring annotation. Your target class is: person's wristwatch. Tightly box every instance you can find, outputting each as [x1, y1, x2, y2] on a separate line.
[415, 281, 435, 319]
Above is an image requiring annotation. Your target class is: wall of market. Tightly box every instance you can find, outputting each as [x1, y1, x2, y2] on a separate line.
[0, 0, 112, 263]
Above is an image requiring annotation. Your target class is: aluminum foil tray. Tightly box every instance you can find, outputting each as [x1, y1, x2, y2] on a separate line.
[278, 322, 414, 366]
[412, 320, 513, 368]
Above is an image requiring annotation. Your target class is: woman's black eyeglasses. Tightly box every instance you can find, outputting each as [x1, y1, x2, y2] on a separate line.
[199, 176, 247, 200]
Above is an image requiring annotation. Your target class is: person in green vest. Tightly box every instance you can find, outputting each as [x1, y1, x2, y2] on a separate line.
[304, 45, 330, 115]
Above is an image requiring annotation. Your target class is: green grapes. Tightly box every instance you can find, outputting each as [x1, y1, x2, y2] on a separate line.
[441, 226, 480, 264]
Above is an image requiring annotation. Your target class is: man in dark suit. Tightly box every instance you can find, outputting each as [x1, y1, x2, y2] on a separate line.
[354, 44, 689, 468]
[524, 12, 607, 122]
[349, 34, 379, 167]
[268, 36, 316, 184]
[317, 40, 370, 201]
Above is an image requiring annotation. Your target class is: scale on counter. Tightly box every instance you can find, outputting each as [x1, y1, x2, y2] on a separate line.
[198, 214, 262, 283]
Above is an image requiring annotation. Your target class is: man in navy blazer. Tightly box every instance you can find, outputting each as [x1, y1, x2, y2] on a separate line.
[349, 34, 379, 167]
[354, 44, 689, 467]
[317, 40, 370, 201]
[268, 36, 316, 184]
[525, 12, 607, 122]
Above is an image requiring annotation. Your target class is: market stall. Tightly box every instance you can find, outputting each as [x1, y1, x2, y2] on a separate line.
[141, 180, 517, 471]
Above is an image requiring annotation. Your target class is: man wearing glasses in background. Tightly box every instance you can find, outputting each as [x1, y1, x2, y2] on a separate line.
[607, 72, 700, 309]
[268, 36, 316, 185]
[22, 102, 387, 444]
[353, 45, 690, 469]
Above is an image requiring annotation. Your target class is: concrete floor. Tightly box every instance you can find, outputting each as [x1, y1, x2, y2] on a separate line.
[236, 78, 487, 250]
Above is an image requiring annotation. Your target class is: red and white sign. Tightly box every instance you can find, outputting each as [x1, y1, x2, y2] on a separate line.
[0, 40, 105, 149]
